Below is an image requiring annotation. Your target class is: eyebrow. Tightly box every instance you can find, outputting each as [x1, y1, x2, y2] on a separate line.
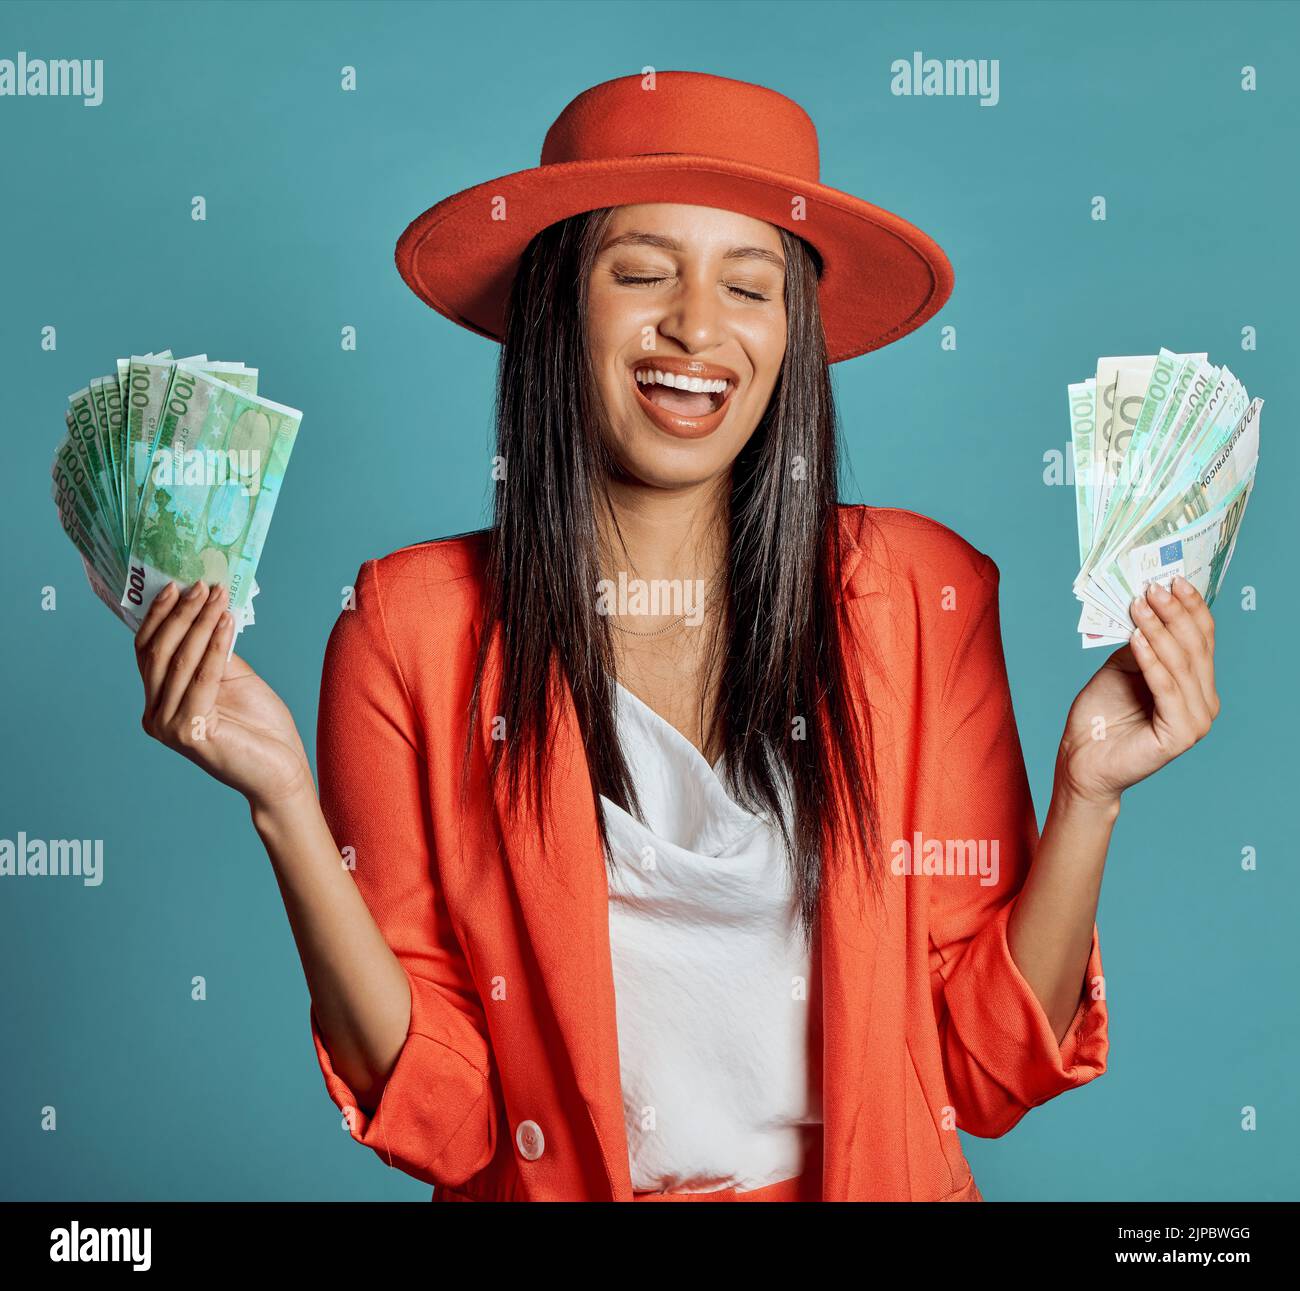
[599, 230, 786, 273]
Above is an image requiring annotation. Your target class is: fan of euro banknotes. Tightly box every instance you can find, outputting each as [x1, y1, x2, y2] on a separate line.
[1068, 350, 1261, 648]
[50, 350, 302, 639]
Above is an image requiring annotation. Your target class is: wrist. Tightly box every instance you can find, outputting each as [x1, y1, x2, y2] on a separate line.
[1049, 780, 1123, 826]
[248, 781, 322, 839]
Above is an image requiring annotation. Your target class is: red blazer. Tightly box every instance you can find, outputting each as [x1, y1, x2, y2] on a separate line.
[310, 504, 1109, 1201]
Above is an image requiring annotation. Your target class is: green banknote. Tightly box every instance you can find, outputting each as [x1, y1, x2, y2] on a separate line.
[124, 364, 300, 626]
[51, 349, 298, 638]
[1067, 349, 1261, 648]
[1122, 467, 1257, 611]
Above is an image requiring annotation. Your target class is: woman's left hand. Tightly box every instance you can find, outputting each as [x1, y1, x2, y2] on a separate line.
[1056, 574, 1221, 809]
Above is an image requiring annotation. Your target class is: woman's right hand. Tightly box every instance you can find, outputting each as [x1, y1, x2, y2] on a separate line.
[135, 580, 314, 811]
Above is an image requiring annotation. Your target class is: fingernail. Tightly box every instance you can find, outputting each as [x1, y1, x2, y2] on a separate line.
[1173, 574, 1192, 594]
[163, 581, 179, 598]
[219, 611, 233, 629]
[1131, 595, 1150, 615]
[207, 585, 223, 604]
[185, 581, 206, 601]
[1149, 581, 1171, 601]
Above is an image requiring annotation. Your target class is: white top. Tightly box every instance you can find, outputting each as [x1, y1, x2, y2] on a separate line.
[600, 682, 823, 1195]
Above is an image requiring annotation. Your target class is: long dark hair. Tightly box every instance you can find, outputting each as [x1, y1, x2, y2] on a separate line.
[466, 206, 884, 947]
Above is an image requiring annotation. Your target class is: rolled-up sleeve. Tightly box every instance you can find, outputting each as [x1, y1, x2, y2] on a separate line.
[927, 553, 1109, 1137]
[312, 558, 498, 1187]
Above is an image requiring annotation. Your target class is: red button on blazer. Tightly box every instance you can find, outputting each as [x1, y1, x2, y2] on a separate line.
[310, 504, 1109, 1201]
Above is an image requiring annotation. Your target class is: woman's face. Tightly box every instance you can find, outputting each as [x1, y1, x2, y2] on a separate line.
[587, 203, 788, 490]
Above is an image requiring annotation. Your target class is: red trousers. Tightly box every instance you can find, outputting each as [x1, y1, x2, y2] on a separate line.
[633, 1137, 823, 1202]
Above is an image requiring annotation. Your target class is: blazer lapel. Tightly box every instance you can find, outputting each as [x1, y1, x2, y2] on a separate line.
[480, 632, 633, 1199]
[820, 510, 890, 1198]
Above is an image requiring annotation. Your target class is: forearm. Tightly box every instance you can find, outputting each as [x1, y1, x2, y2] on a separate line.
[1006, 780, 1119, 1043]
[250, 788, 412, 1113]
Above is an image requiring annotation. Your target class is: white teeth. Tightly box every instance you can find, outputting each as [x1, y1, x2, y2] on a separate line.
[634, 369, 730, 395]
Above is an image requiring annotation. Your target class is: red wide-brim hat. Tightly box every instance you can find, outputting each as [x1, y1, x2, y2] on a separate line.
[396, 70, 954, 364]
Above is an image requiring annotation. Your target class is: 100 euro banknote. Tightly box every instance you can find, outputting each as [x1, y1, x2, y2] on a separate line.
[1068, 347, 1262, 647]
[121, 365, 300, 629]
[1122, 467, 1257, 611]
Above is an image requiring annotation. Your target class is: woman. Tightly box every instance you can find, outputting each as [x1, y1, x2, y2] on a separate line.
[131, 72, 1220, 1201]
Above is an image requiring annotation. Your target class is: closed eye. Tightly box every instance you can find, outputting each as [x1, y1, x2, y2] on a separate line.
[612, 273, 769, 303]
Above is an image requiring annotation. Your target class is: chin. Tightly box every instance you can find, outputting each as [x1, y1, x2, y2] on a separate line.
[608, 421, 753, 491]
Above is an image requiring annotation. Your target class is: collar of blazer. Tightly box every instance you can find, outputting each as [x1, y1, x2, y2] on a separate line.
[477, 505, 885, 1199]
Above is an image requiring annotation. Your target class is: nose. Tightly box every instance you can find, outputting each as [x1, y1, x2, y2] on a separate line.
[654, 270, 726, 355]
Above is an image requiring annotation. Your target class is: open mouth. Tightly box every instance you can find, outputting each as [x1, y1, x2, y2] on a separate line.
[632, 367, 735, 419]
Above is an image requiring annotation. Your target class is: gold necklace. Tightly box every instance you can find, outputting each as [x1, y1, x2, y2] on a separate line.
[603, 569, 723, 638]
[608, 612, 692, 638]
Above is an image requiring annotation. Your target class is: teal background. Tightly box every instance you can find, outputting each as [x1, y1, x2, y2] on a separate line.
[1, 0, 1295, 1201]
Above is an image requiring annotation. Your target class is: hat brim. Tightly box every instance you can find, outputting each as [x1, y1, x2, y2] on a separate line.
[395, 153, 953, 364]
